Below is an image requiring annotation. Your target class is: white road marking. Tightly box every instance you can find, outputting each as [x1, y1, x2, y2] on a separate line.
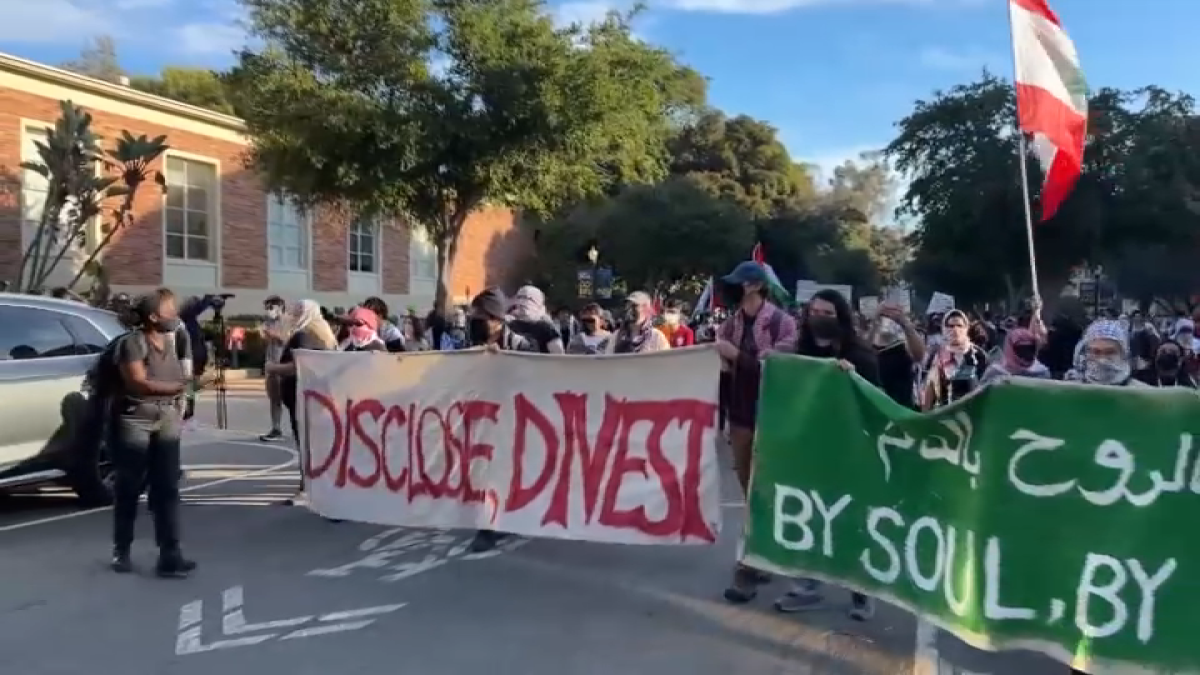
[222, 586, 312, 635]
[914, 619, 940, 675]
[0, 441, 297, 533]
[281, 620, 375, 639]
[175, 586, 407, 655]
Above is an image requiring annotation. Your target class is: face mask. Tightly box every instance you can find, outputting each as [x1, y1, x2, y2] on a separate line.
[453, 311, 467, 328]
[265, 306, 281, 319]
[622, 306, 640, 326]
[722, 284, 745, 307]
[807, 315, 839, 340]
[1084, 357, 1130, 385]
[1012, 343, 1038, 364]
[467, 317, 492, 346]
[581, 318, 598, 335]
[154, 317, 180, 333]
[664, 311, 681, 326]
[1157, 353, 1180, 371]
[349, 323, 374, 344]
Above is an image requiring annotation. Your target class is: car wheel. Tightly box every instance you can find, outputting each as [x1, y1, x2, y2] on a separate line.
[68, 437, 114, 507]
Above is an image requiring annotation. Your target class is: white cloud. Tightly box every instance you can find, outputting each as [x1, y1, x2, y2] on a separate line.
[918, 45, 1000, 71]
[663, 0, 982, 16]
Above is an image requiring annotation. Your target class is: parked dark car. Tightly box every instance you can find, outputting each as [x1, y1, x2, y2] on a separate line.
[0, 293, 126, 504]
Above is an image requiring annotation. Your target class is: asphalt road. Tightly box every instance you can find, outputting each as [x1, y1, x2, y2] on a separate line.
[0, 389, 1067, 675]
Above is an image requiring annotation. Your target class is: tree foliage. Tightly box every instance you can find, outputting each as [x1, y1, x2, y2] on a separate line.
[225, 0, 701, 311]
[60, 35, 124, 84]
[667, 110, 815, 217]
[130, 67, 236, 115]
[887, 72, 1200, 307]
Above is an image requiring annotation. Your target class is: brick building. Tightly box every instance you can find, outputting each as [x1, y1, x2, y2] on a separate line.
[0, 52, 533, 315]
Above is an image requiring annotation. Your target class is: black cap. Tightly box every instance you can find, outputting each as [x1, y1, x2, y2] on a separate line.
[470, 287, 508, 320]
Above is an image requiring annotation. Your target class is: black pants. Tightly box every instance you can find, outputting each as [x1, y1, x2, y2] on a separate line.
[283, 389, 303, 494]
[111, 408, 183, 553]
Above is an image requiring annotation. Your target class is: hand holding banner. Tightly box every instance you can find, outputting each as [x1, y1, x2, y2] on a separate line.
[744, 355, 1198, 674]
[296, 347, 723, 545]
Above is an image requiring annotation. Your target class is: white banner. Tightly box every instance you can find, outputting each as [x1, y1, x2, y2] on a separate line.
[295, 347, 723, 545]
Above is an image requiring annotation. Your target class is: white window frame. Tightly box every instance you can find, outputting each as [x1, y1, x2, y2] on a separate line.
[19, 122, 52, 255]
[267, 194, 309, 272]
[347, 218, 379, 275]
[162, 151, 220, 265]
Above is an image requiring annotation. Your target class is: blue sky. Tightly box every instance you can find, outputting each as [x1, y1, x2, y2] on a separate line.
[2, 0, 1198, 182]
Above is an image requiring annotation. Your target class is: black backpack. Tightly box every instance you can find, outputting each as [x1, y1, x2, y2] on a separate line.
[86, 327, 190, 401]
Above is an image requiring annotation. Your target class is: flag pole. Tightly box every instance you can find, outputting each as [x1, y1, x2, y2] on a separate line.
[1007, 0, 1042, 303]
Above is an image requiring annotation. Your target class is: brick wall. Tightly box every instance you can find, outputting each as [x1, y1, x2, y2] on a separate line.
[0, 65, 532, 309]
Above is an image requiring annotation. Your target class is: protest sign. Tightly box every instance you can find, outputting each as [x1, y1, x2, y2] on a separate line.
[927, 291, 955, 314]
[883, 285, 912, 313]
[744, 355, 1197, 674]
[295, 347, 722, 545]
[858, 295, 879, 317]
[796, 280, 853, 305]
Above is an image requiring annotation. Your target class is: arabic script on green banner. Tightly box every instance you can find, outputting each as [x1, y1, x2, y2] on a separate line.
[743, 355, 1200, 674]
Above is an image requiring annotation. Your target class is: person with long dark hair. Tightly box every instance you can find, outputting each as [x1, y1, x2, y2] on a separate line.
[773, 288, 879, 620]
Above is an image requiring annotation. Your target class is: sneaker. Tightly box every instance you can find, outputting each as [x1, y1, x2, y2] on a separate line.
[722, 566, 763, 604]
[156, 552, 197, 579]
[468, 530, 499, 553]
[111, 549, 133, 574]
[848, 593, 875, 621]
[259, 429, 285, 442]
[774, 579, 825, 613]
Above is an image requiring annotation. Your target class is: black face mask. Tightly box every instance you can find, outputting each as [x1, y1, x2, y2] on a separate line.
[722, 284, 745, 307]
[1157, 354, 1180, 371]
[467, 317, 492, 346]
[154, 318, 180, 333]
[807, 315, 839, 340]
[1012, 344, 1038, 362]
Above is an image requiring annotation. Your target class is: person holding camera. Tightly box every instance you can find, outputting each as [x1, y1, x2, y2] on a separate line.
[259, 295, 290, 441]
[180, 293, 233, 423]
[109, 290, 201, 578]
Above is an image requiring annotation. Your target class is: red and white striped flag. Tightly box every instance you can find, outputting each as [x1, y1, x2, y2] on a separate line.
[1009, 0, 1088, 221]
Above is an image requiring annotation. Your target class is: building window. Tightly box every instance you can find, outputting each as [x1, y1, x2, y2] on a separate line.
[267, 195, 308, 271]
[410, 227, 437, 280]
[348, 219, 377, 274]
[164, 156, 218, 262]
[20, 126, 50, 246]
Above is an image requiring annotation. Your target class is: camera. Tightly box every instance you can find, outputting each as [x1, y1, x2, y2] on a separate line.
[208, 292, 236, 311]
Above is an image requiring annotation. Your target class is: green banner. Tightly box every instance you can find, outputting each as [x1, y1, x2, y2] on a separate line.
[744, 355, 1200, 674]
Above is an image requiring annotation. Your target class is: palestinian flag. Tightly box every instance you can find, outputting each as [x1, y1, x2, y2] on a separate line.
[750, 242, 793, 308]
[1009, 0, 1087, 221]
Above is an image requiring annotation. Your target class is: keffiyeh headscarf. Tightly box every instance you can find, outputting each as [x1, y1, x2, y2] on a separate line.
[1172, 318, 1200, 352]
[1068, 319, 1131, 384]
[511, 285, 548, 322]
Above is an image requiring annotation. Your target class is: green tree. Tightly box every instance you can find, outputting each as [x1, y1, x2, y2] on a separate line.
[887, 73, 1200, 307]
[60, 35, 125, 83]
[533, 176, 753, 304]
[668, 110, 816, 218]
[226, 0, 701, 311]
[130, 67, 236, 115]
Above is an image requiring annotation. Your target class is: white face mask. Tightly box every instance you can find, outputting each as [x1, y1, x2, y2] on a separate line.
[266, 306, 281, 319]
[664, 311, 681, 326]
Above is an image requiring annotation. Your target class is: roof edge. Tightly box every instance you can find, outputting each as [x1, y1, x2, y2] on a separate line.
[0, 52, 246, 132]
